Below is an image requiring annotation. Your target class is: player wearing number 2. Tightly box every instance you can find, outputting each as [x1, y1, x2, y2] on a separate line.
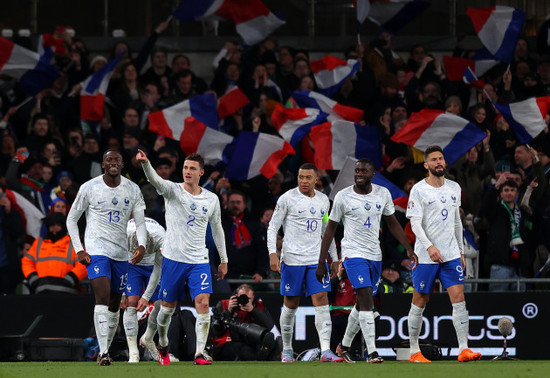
[136, 149, 227, 366]
[268, 163, 342, 363]
[406, 146, 481, 363]
[316, 158, 414, 363]
[67, 150, 148, 366]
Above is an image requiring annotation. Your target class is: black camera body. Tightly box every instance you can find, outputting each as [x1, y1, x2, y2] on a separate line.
[236, 294, 250, 306]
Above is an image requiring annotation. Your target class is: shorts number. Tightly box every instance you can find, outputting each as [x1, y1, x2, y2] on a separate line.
[364, 217, 371, 227]
[200, 273, 208, 286]
[441, 209, 448, 221]
[119, 273, 128, 290]
[306, 219, 318, 232]
[109, 211, 120, 223]
[187, 215, 196, 226]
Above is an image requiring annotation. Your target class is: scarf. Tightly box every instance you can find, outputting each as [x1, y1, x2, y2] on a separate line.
[231, 213, 251, 248]
[18, 177, 44, 192]
[501, 200, 524, 260]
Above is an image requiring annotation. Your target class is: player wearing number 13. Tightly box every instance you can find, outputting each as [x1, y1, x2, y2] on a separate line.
[405, 146, 481, 363]
[67, 150, 148, 366]
[137, 149, 228, 366]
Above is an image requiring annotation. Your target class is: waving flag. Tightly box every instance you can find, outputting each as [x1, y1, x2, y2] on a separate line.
[225, 132, 294, 180]
[80, 55, 122, 122]
[310, 56, 359, 97]
[390, 109, 486, 164]
[309, 121, 381, 170]
[372, 173, 408, 212]
[466, 6, 525, 63]
[37, 33, 67, 56]
[442, 56, 484, 89]
[6, 189, 44, 238]
[492, 97, 550, 144]
[271, 105, 327, 146]
[0, 37, 60, 96]
[292, 91, 364, 123]
[230, 0, 285, 46]
[355, 0, 370, 29]
[471, 47, 499, 77]
[179, 119, 234, 165]
[218, 87, 249, 119]
[148, 94, 218, 140]
[367, 0, 430, 34]
[173, 0, 229, 22]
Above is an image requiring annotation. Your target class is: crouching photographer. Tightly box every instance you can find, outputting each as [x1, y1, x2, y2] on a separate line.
[210, 284, 281, 361]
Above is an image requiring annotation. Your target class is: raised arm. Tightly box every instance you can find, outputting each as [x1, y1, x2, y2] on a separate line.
[136, 149, 172, 196]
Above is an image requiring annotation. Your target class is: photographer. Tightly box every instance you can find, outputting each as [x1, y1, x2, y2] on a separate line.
[210, 284, 280, 361]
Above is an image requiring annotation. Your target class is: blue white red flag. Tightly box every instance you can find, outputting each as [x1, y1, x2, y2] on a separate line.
[172, 0, 228, 22]
[80, 55, 122, 122]
[229, 0, 285, 46]
[371, 172, 408, 212]
[217, 86, 249, 119]
[271, 105, 327, 147]
[309, 121, 381, 170]
[390, 109, 486, 165]
[148, 93, 218, 141]
[492, 97, 550, 144]
[179, 119, 234, 165]
[354, 0, 370, 30]
[224, 132, 294, 180]
[366, 0, 430, 34]
[310, 56, 359, 97]
[442, 56, 484, 89]
[291, 91, 364, 123]
[466, 6, 525, 63]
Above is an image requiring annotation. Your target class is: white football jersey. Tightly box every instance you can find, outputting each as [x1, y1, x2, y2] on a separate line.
[70, 176, 146, 261]
[406, 178, 462, 264]
[330, 184, 394, 261]
[127, 217, 165, 266]
[268, 188, 331, 266]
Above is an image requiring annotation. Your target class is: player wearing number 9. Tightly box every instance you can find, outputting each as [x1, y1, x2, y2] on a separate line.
[66, 149, 148, 366]
[405, 146, 481, 363]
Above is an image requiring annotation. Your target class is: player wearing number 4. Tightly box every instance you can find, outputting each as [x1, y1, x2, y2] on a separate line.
[316, 158, 414, 364]
[136, 149, 228, 366]
[406, 146, 481, 363]
[67, 150, 148, 366]
[268, 163, 343, 363]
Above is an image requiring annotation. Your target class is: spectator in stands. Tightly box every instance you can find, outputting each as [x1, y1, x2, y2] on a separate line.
[0, 186, 25, 294]
[68, 133, 102, 184]
[6, 153, 48, 214]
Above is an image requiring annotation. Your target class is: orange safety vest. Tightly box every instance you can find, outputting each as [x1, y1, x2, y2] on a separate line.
[22, 235, 88, 281]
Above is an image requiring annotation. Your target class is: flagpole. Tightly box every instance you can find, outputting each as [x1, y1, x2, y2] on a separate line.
[15, 96, 33, 110]
[357, 33, 361, 45]
[166, 15, 173, 24]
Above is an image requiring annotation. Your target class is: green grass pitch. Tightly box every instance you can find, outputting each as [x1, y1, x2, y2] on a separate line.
[1, 361, 549, 378]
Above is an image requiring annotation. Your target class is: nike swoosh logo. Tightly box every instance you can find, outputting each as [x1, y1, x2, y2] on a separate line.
[99, 321, 107, 324]
[298, 210, 305, 213]
[322, 284, 330, 288]
[351, 207, 359, 211]
[98, 201, 105, 204]
[201, 286, 209, 290]
[428, 201, 435, 205]
[460, 321, 468, 324]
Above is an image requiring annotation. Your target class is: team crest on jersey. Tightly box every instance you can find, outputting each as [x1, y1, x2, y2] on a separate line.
[127, 284, 132, 292]
[124, 197, 130, 206]
[112, 197, 118, 205]
[94, 265, 99, 274]
[285, 283, 291, 292]
[320, 209, 326, 215]
[190, 202, 197, 211]
[407, 200, 414, 210]
[440, 195, 446, 203]
[376, 203, 381, 211]
[364, 203, 371, 211]
[419, 281, 425, 290]
[310, 207, 316, 214]
[358, 275, 364, 284]
[163, 289, 168, 297]
[202, 206, 208, 214]
[451, 194, 457, 202]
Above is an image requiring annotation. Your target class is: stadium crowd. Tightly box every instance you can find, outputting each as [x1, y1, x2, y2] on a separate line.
[0, 14, 549, 302]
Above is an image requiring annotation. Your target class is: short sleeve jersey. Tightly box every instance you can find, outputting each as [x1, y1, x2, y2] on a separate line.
[406, 178, 462, 264]
[268, 188, 331, 266]
[127, 217, 165, 266]
[329, 184, 394, 261]
[71, 176, 146, 261]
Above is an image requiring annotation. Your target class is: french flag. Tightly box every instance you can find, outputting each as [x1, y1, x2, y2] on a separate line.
[291, 90, 364, 123]
[179, 119, 234, 165]
[80, 55, 121, 122]
[371, 173, 408, 213]
[466, 6, 525, 63]
[310, 56, 360, 97]
[224, 132, 295, 180]
[37, 33, 67, 56]
[390, 109, 486, 165]
[492, 97, 550, 144]
[172, 0, 229, 22]
[0, 37, 60, 96]
[442, 56, 484, 89]
[148, 93, 218, 141]
[230, 0, 286, 46]
[218, 86, 249, 119]
[270, 105, 327, 147]
[366, 0, 430, 34]
[355, 0, 370, 30]
[309, 121, 382, 170]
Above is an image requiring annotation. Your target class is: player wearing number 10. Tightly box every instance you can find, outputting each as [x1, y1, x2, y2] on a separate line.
[267, 163, 342, 363]
[136, 149, 228, 366]
[67, 150, 148, 366]
[406, 146, 481, 363]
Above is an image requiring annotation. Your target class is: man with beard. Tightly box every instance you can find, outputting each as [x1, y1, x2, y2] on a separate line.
[316, 158, 414, 363]
[405, 146, 481, 363]
[67, 150, 147, 366]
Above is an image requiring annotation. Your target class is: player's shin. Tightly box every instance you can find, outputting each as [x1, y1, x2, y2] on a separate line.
[359, 311, 377, 354]
[195, 313, 210, 356]
[157, 305, 175, 347]
[106, 309, 120, 349]
[341, 307, 361, 348]
[408, 304, 425, 355]
[144, 300, 161, 341]
[123, 307, 139, 359]
[280, 305, 297, 351]
[452, 301, 469, 353]
[94, 305, 110, 355]
[314, 305, 332, 352]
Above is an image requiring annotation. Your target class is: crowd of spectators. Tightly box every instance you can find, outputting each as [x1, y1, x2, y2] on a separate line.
[0, 18, 550, 296]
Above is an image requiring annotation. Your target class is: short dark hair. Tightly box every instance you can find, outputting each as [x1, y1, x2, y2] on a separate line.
[299, 163, 318, 174]
[500, 179, 519, 192]
[424, 146, 444, 161]
[103, 149, 122, 159]
[31, 112, 48, 126]
[228, 190, 246, 202]
[356, 158, 375, 169]
[185, 153, 204, 169]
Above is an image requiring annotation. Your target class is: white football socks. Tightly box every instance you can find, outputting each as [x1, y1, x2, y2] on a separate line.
[106, 309, 120, 350]
[143, 300, 161, 341]
[452, 301, 469, 353]
[341, 306, 361, 348]
[358, 310, 376, 355]
[123, 307, 139, 357]
[280, 305, 297, 351]
[408, 303, 425, 355]
[94, 305, 110, 355]
[195, 313, 211, 356]
[157, 305, 175, 348]
[314, 305, 332, 352]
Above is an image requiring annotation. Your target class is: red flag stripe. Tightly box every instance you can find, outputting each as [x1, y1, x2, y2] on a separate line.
[148, 111, 175, 140]
[309, 122, 334, 170]
[390, 109, 443, 146]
